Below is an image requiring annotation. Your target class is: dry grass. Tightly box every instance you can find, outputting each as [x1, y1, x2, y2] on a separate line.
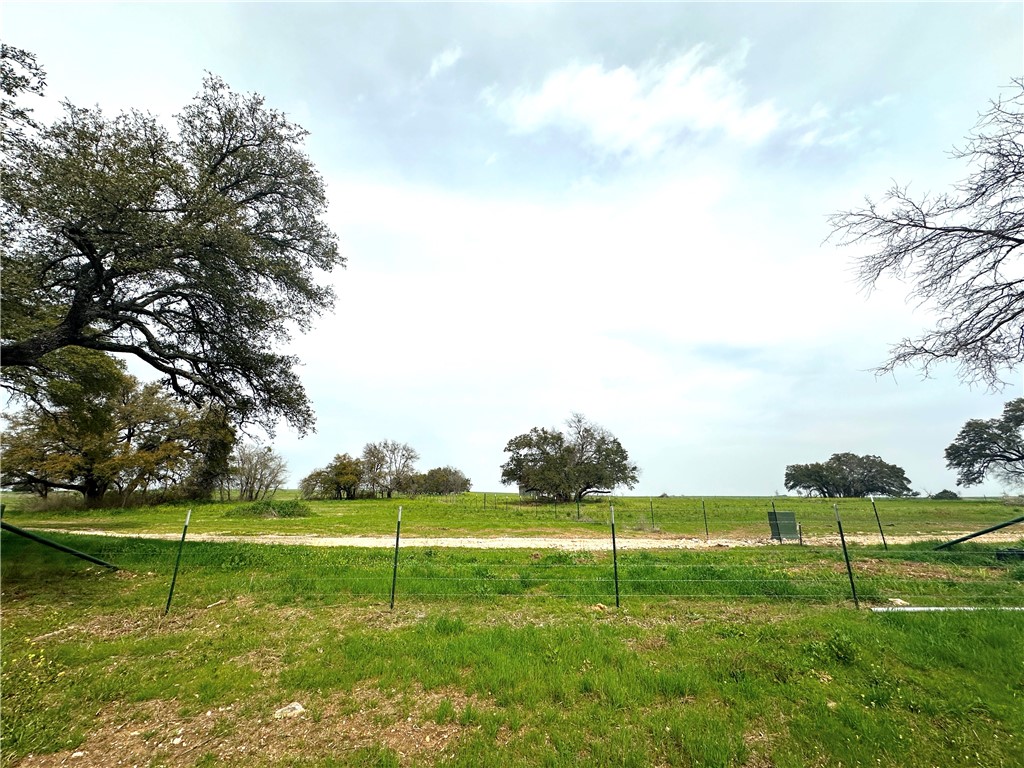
[15, 682, 497, 768]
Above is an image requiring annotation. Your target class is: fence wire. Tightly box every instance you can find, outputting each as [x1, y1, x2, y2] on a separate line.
[46, 542, 1023, 611]
[4, 516, 1021, 611]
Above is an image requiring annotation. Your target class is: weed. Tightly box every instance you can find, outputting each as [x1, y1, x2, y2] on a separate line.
[805, 630, 858, 666]
[434, 698, 457, 724]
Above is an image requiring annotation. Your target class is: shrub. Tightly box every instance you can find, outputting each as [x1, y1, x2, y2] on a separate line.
[225, 499, 312, 518]
[932, 489, 960, 500]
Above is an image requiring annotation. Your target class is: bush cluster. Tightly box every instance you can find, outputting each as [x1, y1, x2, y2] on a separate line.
[225, 499, 311, 518]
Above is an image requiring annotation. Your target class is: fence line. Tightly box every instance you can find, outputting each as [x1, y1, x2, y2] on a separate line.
[5, 520, 1021, 613]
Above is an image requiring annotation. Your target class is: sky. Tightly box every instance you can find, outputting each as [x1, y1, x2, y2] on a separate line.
[4, 1, 1023, 497]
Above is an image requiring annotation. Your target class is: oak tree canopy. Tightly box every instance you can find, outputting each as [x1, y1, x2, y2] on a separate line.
[784, 452, 915, 498]
[501, 414, 639, 503]
[0, 46, 344, 434]
[945, 398, 1024, 489]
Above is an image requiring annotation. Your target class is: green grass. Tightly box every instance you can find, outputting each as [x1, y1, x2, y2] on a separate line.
[3, 490, 1021, 541]
[2, 532, 1023, 767]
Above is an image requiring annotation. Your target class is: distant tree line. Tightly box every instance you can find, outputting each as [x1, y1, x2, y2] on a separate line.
[0, 349, 288, 507]
[299, 441, 471, 500]
[779, 398, 1024, 498]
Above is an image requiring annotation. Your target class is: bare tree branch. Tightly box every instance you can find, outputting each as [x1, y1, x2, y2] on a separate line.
[829, 78, 1024, 389]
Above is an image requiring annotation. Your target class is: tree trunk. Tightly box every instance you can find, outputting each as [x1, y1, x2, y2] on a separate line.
[82, 477, 108, 509]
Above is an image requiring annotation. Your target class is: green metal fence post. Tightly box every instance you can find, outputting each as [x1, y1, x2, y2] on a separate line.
[390, 506, 402, 610]
[834, 504, 859, 609]
[164, 509, 191, 615]
[870, 495, 888, 551]
[611, 503, 620, 608]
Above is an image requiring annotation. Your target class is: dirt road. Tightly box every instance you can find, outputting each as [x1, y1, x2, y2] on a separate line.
[25, 528, 1024, 550]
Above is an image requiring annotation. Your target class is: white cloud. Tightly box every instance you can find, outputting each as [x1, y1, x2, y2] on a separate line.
[428, 45, 463, 78]
[286, 159, 949, 492]
[489, 42, 782, 158]
[789, 92, 898, 150]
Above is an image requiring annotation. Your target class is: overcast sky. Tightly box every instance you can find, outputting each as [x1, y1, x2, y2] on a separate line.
[6, 2, 1023, 496]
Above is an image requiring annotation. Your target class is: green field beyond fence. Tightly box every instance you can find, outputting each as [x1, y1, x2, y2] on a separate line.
[2, 491, 1020, 540]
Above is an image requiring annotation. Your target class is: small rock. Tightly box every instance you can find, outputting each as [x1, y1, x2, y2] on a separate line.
[274, 702, 305, 719]
[592, 603, 607, 612]
[170, 737, 182, 745]
[72, 752, 85, 759]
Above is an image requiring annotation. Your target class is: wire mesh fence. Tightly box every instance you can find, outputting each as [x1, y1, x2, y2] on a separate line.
[10, 519, 1018, 613]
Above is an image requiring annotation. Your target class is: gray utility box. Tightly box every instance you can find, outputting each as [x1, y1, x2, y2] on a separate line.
[768, 510, 799, 542]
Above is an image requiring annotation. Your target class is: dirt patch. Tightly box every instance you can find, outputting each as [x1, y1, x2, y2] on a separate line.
[742, 733, 775, 768]
[742, 716, 786, 768]
[228, 648, 284, 680]
[323, 681, 495, 761]
[15, 683, 497, 767]
[624, 634, 669, 653]
[26, 607, 202, 646]
[832, 558, 1004, 581]
[49, 596, 284, 644]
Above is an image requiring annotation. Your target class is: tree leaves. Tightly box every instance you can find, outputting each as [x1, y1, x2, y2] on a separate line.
[500, 414, 639, 503]
[0, 352, 220, 506]
[784, 453, 915, 498]
[1, 62, 343, 435]
[945, 398, 1024, 488]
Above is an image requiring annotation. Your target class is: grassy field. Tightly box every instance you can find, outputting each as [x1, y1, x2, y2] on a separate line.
[3, 491, 1022, 542]
[2, 526, 1023, 767]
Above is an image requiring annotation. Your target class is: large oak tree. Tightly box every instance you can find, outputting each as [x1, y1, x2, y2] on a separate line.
[945, 398, 1024, 488]
[1, 47, 343, 434]
[0, 349, 233, 507]
[784, 452, 915, 498]
[501, 414, 639, 503]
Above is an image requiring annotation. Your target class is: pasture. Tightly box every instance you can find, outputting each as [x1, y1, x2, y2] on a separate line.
[2, 491, 1020, 541]
[2, 493, 1023, 767]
